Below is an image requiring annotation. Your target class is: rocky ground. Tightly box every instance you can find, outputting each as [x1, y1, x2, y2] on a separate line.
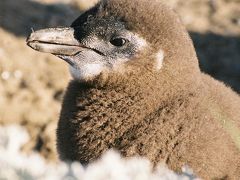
[0, 0, 239, 162]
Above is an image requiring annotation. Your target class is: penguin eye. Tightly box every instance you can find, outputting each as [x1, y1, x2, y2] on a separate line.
[110, 37, 127, 47]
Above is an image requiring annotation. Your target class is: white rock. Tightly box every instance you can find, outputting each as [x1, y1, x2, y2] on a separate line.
[0, 125, 200, 180]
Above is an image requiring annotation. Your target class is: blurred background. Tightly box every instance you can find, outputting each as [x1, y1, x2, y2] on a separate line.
[0, 0, 239, 163]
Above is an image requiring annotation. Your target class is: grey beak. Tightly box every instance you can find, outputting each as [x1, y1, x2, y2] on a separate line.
[27, 27, 85, 56]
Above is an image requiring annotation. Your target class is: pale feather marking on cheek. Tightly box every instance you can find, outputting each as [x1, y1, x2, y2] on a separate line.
[156, 50, 164, 70]
[134, 34, 148, 49]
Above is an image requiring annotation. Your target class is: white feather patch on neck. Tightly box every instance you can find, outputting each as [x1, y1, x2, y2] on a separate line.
[156, 50, 164, 70]
[69, 63, 104, 80]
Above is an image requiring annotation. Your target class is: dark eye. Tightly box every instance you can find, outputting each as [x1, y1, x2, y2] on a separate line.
[110, 38, 127, 47]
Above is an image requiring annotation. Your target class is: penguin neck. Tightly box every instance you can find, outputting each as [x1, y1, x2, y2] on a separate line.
[63, 71, 201, 118]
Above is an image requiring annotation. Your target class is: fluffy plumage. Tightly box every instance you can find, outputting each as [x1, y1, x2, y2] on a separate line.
[27, 0, 240, 179]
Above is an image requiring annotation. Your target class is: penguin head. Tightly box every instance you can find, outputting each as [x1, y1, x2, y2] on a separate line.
[27, 0, 200, 85]
[68, 5, 148, 81]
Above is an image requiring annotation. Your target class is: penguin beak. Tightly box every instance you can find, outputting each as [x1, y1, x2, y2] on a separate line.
[27, 27, 85, 56]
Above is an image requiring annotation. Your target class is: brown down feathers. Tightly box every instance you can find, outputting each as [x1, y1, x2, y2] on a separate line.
[56, 0, 240, 179]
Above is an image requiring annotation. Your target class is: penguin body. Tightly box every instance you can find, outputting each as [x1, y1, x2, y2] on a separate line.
[27, 0, 240, 179]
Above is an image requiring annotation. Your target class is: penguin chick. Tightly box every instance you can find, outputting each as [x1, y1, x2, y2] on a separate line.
[27, 0, 240, 179]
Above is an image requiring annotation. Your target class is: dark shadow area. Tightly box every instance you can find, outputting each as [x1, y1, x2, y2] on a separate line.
[0, 0, 239, 93]
[190, 32, 240, 93]
[0, 0, 81, 37]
